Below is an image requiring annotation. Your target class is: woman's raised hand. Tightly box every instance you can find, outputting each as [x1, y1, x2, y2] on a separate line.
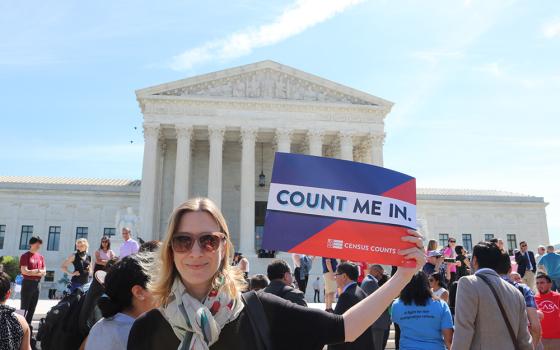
[395, 229, 426, 280]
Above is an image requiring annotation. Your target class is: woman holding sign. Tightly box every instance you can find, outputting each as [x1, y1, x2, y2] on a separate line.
[128, 197, 425, 350]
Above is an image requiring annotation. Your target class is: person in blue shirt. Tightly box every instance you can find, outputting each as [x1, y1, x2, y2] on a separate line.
[538, 245, 560, 291]
[391, 272, 453, 350]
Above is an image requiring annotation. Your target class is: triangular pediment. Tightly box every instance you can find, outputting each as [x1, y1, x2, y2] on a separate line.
[136, 60, 392, 107]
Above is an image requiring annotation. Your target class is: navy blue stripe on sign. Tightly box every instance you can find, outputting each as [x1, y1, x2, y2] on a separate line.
[270, 152, 414, 195]
[262, 210, 336, 252]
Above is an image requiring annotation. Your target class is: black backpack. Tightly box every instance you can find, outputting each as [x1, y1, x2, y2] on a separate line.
[36, 289, 87, 350]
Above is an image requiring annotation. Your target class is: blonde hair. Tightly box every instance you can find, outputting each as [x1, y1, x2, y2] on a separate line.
[150, 197, 247, 306]
[427, 239, 438, 251]
[76, 238, 89, 252]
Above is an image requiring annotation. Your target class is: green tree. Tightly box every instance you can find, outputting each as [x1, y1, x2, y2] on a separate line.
[0, 256, 20, 280]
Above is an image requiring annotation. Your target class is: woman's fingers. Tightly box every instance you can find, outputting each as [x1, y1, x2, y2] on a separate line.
[398, 247, 422, 256]
[398, 247, 427, 269]
[406, 229, 422, 238]
[403, 251, 426, 269]
[401, 234, 424, 249]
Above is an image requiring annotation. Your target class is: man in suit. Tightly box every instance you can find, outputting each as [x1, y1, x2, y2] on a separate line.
[452, 242, 532, 350]
[361, 264, 391, 350]
[328, 262, 374, 350]
[515, 241, 537, 290]
[264, 259, 307, 306]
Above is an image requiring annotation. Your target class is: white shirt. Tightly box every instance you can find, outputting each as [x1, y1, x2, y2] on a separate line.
[342, 281, 357, 294]
[85, 313, 135, 350]
[312, 279, 320, 290]
[432, 287, 448, 299]
[119, 238, 139, 258]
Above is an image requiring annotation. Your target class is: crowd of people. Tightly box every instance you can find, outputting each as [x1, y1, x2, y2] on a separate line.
[0, 197, 559, 350]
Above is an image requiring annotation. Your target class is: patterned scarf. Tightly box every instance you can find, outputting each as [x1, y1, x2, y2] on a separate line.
[162, 277, 244, 350]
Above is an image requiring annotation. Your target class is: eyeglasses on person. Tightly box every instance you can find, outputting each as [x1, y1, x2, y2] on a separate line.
[171, 232, 226, 253]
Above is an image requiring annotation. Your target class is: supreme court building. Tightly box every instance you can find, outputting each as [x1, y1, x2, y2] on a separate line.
[0, 61, 550, 291]
[134, 60, 549, 254]
[136, 60, 390, 254]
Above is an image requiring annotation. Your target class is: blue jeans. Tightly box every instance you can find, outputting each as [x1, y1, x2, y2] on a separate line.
[69, 281, 85, 293]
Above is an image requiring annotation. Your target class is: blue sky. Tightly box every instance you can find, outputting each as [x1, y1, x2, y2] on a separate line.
[1, 0, 559, 244]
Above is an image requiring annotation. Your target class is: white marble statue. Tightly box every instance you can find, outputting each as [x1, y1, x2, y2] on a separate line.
[115, 207, 139, 238]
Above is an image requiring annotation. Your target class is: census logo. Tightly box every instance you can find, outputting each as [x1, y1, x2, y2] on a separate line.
[327, 239, 344, 249]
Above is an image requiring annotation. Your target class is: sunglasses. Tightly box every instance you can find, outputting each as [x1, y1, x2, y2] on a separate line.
[449, 241, 456, 243]
[171, 232, 225, 253]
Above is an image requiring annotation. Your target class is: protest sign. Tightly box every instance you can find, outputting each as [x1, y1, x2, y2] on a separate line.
[262, 152, 417, 267]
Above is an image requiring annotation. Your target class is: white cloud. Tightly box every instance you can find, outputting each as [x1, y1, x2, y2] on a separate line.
[543, 19, 560, 38]
[474, 61, 505, 77]
[169, 0, 365, 70]
[411, 50, 464, 65]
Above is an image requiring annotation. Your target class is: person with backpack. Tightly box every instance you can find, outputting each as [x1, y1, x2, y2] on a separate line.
[127, 197, 426, 350]
[263, 259, 307, 306]
[1, 272, 31, 350]
[61, 238, 93, 292]
[37, 259, 118, 350]
[85, 254, 156, 350]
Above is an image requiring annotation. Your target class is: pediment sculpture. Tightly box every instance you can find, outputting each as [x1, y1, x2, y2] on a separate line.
[155, 68, 377, 106]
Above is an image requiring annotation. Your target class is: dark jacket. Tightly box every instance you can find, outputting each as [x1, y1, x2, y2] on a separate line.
[328, 283, 374, 350]
[515, 250, 537, 277]
[128, 291, 344, 350]
[263, 280, 307, 307]
[360, 275, 391, 330]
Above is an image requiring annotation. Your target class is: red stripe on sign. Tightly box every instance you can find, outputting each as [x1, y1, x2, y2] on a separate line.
[288, 220, 416, 267]
[381, 178, 416, 205]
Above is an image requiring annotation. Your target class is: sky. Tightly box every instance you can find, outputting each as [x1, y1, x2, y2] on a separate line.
[1, 0, 559, 244]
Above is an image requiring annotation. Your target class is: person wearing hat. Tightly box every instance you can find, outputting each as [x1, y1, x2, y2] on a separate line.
[19, 235, 46, 325]
[423, 250, 445, 282]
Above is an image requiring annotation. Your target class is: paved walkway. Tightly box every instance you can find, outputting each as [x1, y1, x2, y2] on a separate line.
[6, 298, 59, 317]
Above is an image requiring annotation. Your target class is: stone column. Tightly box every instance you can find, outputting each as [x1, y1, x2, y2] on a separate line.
[239, 127, 258, 255]
[207, 126, 225, 208]
[339, 131, 354, 161]
[173, 125, 193, 208]
[275, 128, 293, 153]
[307, 130, 324, 156]
[139, 123, 160, 240]
[369, 133, 386, 166]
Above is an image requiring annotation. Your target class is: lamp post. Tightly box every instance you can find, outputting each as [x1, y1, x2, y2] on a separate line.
[258, 142, 266, 187]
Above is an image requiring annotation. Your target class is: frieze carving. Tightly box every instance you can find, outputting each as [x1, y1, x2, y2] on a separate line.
[155, 68, 377, 106]
[140, 100, 386, 124]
